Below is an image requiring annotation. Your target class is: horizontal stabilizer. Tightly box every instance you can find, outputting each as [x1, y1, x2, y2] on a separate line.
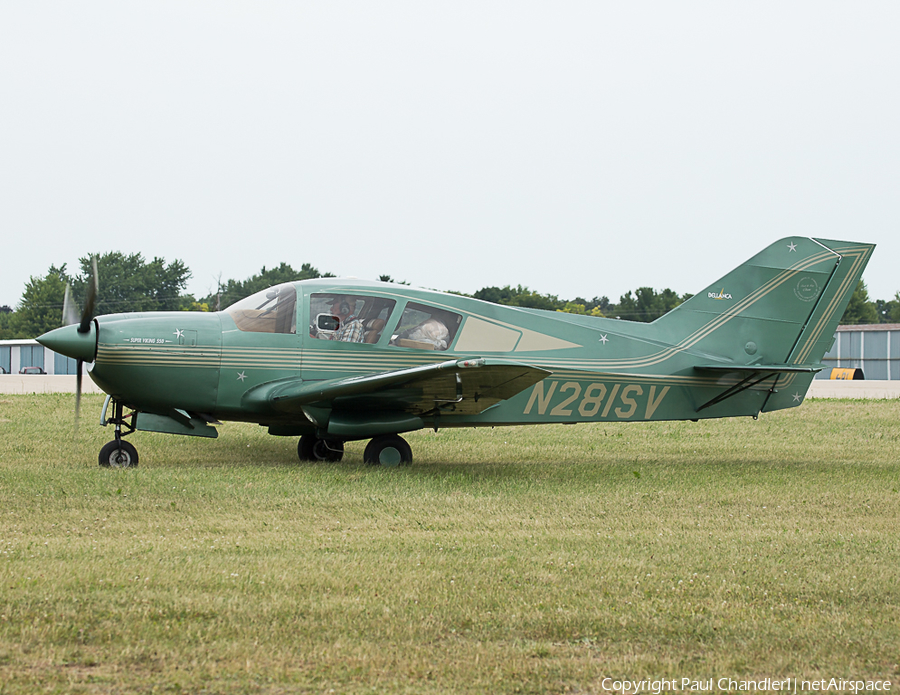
[692, 362, 823, 413]
[695, 363, 824, 374]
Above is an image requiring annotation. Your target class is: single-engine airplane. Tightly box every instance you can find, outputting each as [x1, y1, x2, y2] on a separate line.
[38, 237, 873, 467]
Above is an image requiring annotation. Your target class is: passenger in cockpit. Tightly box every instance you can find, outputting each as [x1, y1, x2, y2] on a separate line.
[396, 318, 450, 350]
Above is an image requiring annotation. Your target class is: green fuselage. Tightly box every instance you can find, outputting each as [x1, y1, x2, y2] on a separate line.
[38, 236, 874, 448]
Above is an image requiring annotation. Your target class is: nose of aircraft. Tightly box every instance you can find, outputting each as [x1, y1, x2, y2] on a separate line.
[37, 323, 97, 362]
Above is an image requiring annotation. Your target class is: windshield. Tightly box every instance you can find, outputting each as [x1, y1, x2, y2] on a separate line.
[226, 284, 297, 334]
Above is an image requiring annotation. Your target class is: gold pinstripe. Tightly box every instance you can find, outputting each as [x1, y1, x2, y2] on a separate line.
[98, 344, 301, 371]
[93, 243, 870, 397]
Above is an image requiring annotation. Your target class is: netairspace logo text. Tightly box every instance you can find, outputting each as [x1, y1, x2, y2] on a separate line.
[600, 677, 892, 693]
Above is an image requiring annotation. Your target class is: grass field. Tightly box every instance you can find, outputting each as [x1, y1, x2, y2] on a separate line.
[1, 394, 899, 694]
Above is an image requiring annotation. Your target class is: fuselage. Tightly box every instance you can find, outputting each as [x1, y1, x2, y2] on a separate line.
[35, 238, 876, 466]
[40, 277, 803, 434]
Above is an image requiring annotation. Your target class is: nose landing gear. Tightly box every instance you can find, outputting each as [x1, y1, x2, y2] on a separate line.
[99, 397, 138, 468]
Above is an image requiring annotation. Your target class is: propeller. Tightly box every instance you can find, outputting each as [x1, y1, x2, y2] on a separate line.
[62, 284, 79, 327]
[61, 256, 99, 424]
[79, 256, 98, 335]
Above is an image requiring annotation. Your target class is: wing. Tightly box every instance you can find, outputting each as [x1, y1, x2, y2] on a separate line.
[244, 358, 551, 418]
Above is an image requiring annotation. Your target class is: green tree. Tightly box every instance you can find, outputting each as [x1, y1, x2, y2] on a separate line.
[875, 296, 900, 324]
[558, 301, 587, 315]
[840, 281, 879, 325]
[612, 287, 684, 322]
[378, 275, 409, 285]
[578, 296, 611, 316]
[472, 285, 563, 311]
[71, 252, 192, 315]
[507, 287, 561, 311]
[9, 265, 70, 338]
[891, 292, 900, 323]
[472, 286, 515, 305]
[203, 262, 331, 310]
[0, 305, 15, 339]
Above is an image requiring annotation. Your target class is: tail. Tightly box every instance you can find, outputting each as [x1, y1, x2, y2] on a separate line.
[654, 237, 875, 411]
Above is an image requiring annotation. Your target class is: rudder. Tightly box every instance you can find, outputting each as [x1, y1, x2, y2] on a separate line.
[784, 238, 875, 367]
[762, 238, 875, 411]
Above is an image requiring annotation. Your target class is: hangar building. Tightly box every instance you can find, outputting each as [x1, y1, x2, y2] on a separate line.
[818, 324, 900, 380]
[0, 339, 78, 375]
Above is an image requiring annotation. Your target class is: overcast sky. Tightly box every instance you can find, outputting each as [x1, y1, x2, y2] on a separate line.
[2, 2, 898, 311]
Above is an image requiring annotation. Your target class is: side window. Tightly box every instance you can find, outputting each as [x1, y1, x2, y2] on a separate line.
[226, 284, 297, 334]
[310, 294, 396, 344]
[389, 303, 462, 351]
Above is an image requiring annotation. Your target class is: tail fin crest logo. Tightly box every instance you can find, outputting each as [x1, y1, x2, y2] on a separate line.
[794, 277, 820, 302]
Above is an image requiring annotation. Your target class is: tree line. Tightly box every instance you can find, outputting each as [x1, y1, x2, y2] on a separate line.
[1, 251, 897, 339]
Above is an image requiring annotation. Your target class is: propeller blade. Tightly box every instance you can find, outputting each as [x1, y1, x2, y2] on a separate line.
[62, 284, 79, 327]
[79, 256, 98, 334]
[75, 359, 83, 428]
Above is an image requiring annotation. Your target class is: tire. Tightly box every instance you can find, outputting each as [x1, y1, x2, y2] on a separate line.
[298, 435, 344, 462]
[99, 440, 139, 468]
[298, 435, 316, 461]
[363, 434, 412, 467]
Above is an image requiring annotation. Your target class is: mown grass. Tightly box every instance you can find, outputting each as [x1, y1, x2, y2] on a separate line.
[1, 394, 899, 694]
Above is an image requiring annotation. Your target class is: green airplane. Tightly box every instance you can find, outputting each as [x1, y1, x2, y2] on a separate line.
[38, 237, 873, 468]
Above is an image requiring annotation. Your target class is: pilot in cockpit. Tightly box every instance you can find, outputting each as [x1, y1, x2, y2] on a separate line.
[322, 296, 366, 343]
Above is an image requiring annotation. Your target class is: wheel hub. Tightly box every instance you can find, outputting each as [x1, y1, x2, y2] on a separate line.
[378, 447, 402, 466]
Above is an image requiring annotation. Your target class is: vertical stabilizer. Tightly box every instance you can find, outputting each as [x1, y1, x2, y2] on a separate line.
[652, 237, 875, 375]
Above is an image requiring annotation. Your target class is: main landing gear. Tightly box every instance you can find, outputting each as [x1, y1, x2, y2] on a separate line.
[297, 433, 413, 466]
[98, 397, 138, 468]
[363, 434, 412, 466]
[298, 435, 344, 462]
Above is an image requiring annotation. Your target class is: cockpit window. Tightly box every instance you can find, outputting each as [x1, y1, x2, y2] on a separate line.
[310, 293, 396, 344]
[226, 284, 297, 334]
[389, 302, 461, 351]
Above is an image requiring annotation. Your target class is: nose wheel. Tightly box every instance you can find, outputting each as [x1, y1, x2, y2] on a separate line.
[99, 440, 139, 468]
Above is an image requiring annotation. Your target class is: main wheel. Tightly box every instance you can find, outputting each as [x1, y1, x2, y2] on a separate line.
[99, 440, 139, 468]
[298, 435, 344, 462]
[364, 434, 412, 467]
